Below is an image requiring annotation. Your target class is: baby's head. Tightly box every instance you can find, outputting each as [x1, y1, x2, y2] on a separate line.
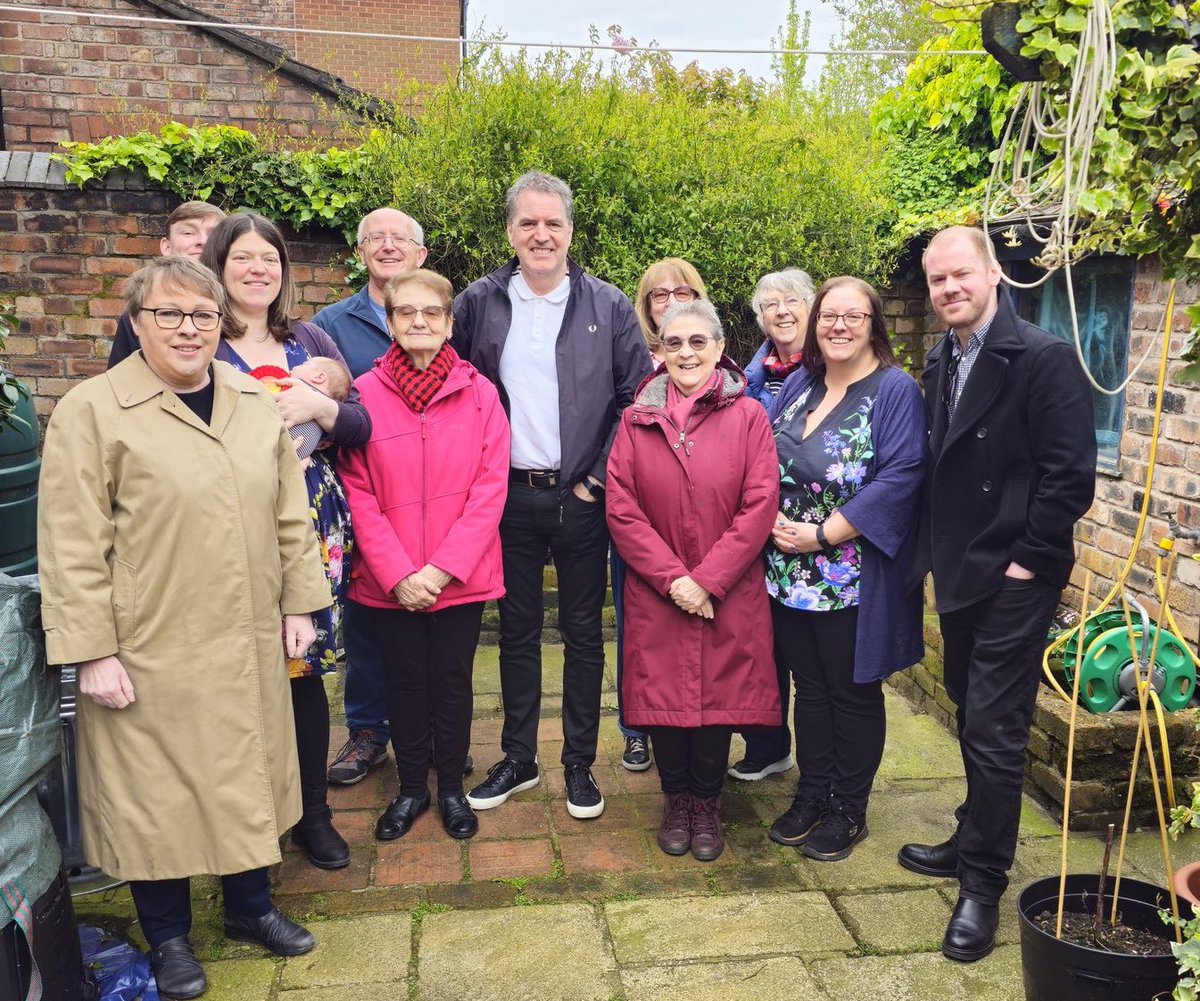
[291, 357, 351, 401]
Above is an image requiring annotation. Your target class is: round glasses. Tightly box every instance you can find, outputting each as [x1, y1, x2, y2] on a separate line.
[649, 286, 699, 306]
[661, 334, 717, 354]
[142, 307, 222, 331]
[761, 296, 806, 316]
[361, 232, 422, 249]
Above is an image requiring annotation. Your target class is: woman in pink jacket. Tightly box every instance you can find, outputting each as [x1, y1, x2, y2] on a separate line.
[606, 299, 780, 862]
[338, 269, 509, 843]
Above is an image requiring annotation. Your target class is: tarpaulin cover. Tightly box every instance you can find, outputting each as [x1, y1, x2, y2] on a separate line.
[0, 573, 62, 929]
[79, 926, 159, 1001]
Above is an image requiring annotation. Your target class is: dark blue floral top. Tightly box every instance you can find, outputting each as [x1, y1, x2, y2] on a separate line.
[765, 367, 885, 611]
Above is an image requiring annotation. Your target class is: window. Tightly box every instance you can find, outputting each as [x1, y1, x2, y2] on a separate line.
[1007, 257, 1134, 470]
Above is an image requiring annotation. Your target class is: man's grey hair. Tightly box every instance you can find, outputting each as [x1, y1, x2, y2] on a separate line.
[660, 299, 724, 342]
[356, 208, 425, 248]
[505, 171, 573, 224]
[750, 268, 816, 327]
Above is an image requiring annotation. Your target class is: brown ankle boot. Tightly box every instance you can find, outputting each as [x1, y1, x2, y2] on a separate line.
[657, 792, 692, 856]
[689, 795, 724, 861]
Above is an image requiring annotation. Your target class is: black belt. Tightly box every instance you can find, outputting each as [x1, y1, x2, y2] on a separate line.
[509, 468, 559, 489]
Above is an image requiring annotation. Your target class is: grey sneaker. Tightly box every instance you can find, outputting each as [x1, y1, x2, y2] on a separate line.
[327, 731, 388, 785]
[727, 753, 794, 781]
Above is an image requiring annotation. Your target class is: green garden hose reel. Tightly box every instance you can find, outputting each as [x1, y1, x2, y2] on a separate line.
[1061, 621, 1195, 714]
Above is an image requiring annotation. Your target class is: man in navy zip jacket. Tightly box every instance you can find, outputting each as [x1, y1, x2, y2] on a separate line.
[454, 171, 651, 821]
[900, 226, 1095, 963]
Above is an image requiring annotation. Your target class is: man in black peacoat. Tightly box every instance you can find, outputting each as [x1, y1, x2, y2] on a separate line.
[900, 226, 1096, 963]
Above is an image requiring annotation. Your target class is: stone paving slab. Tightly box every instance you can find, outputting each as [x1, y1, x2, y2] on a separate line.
[418, 903, 616, 1001]
[836, 888, 952, 953]
[605, 891, 855, 965]
[621, 956, 825, 1001]
[876, 710, 967, 781]
[810, 943, 1024, 1000]
[279, 986, 407, 1000]
[202, 958, 277, 1000]
[280, 914, 411, 989]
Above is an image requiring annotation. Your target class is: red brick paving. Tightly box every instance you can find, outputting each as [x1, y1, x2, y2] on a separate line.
[472, 800, 553, 840]
[557, 830, 649, 875]
[276, 848, 371, 893]
[468, 839, 556, 880]
[375, 840, 463, 886]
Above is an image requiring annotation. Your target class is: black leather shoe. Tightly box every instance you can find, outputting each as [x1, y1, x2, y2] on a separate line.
[942, 896, 999, 962]
[149, 935, 207, 999]
[375, 791, 431, 841]
[223, 907, 315, 957]
[898, 839, 959, 878]
[439, 794, 478, 839]
[291, 805, 350, 870]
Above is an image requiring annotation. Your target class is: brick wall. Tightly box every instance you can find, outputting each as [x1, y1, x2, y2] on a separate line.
[0, 154, 352, 424]
[0, 0, 458, 152]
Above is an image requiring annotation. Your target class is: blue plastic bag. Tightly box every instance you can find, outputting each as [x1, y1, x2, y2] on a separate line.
[79, 926, 159, 1001]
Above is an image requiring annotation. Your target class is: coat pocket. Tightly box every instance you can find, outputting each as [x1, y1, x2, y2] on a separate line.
[111, 560, 138, 643]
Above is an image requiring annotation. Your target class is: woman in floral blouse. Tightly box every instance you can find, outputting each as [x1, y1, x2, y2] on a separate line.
[764, 276, 927, 862]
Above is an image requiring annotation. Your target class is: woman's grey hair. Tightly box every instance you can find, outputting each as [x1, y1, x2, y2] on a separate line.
[660, 299, 724, 342]
[505, 171, 573, 224]
[750, 268, 816, 328]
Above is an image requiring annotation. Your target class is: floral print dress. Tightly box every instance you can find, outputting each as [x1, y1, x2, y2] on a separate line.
[227, 337, 351, 678]
[765, 367, 885, 612]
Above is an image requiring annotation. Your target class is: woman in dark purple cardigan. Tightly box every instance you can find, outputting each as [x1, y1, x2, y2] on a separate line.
[763, 276, 927, 863]
[201, 212, 371, 874]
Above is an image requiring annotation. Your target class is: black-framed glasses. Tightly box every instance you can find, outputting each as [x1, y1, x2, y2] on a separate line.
[661, 334, 716, 353]
[648, 286, 699, 306]
[142, 307, 222, 331]
[815, 310, 869, 329]
[360, 232, 422, 249]
[391, 304, 450, 324]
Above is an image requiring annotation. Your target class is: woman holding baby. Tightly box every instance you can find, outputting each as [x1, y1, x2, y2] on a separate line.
[202, 210, 370, 872]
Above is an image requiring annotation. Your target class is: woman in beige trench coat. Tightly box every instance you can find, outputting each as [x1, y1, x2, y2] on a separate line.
[37, 257, 332, 1000]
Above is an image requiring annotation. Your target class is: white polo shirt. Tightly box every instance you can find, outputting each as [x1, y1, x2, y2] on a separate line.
[500, 270, 570, 471]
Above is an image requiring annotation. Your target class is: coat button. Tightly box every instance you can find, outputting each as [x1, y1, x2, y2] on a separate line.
[982, 480, 993, 492]
[976, 427, 988, 438]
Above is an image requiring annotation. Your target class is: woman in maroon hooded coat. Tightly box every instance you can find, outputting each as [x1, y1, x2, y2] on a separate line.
[606, 299, 780, 862]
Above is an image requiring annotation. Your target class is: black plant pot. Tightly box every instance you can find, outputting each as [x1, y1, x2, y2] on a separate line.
[1017, 874, 1179, 1001]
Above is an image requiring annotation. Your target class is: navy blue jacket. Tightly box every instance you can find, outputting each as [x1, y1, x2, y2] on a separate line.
[770, 365, 928, 681]
[310, 285, 390, 380]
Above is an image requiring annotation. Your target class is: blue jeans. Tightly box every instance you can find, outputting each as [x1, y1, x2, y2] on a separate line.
[610, 547, 645, 741]
[342, 598, 390, 744]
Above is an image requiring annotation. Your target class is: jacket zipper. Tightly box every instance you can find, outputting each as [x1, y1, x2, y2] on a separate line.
[420, 411, 428, 566]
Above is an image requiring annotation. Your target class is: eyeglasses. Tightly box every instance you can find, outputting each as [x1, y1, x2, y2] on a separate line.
[816, 310, 870, 329]
[141, 307, 222, 331]
[360, 232, 422, 249]
[648, 286, 699, 306]
[761, 296, 806, 315]
[391, 305, 450, 323]
[661, 334, 717, 353]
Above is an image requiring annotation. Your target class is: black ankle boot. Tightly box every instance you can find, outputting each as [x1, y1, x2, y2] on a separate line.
[291, 805, 350, 869]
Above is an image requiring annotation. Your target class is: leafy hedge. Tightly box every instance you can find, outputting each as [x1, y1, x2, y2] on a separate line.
[58, 43, 899, 362]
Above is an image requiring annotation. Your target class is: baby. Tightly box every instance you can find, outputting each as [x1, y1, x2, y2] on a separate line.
[248, 356, 351, 463]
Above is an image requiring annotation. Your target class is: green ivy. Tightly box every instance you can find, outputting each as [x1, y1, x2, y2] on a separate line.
[0, 300, 29, 434]
[873, 0, 1200, 373]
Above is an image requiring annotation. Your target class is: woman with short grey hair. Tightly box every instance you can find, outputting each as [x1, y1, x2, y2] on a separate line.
[729, 266, 817, 784]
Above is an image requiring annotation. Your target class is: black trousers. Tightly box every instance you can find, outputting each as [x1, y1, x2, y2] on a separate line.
[129, 868, 270, 950]
[351, 600, 482, 798]
[740, 650, 793, 765]
[498, 482, 609, 767]
[647, 726, 733, 799]
[290, 674, 331, 818]
[940, 577, 1061, 904]
[771, 602, 884, 816]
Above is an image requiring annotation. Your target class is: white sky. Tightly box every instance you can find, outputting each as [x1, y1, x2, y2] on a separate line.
[464, 1, 844, 82]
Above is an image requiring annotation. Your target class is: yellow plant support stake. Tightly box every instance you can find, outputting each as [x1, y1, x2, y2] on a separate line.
[1057, 572, 1092, 938]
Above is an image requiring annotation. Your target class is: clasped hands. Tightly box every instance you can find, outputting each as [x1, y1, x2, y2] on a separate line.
[669, 575, 713, 620]
[771, 512, 822, 554]
[393, 564, 454, 611]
